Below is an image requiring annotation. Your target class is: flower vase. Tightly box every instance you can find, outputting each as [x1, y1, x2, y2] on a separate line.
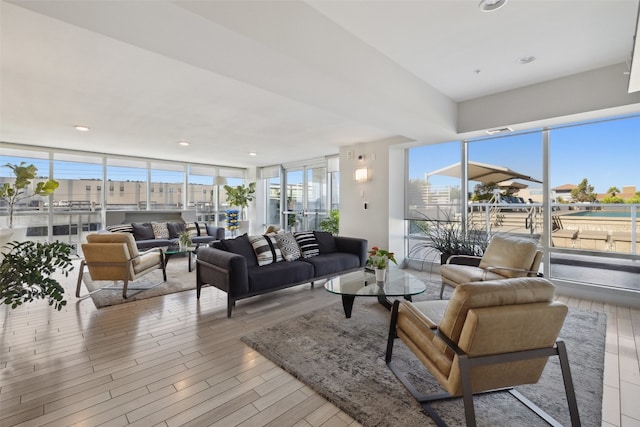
[374, 267, 386, 283]
[179, 242, 188, 252]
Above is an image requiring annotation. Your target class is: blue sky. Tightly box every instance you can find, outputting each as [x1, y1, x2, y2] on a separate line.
[409, 114, 640, 194]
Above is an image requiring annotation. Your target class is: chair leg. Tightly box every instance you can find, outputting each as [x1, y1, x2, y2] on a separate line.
[122, 277, 129, 299]
[557, 341, 581, 426]
[439, 282, 446, 299]
[458, 354, 478, 427]
[76, 260, 87, 297]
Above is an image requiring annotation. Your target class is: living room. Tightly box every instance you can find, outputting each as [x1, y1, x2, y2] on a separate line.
[2, 1, 640, 426]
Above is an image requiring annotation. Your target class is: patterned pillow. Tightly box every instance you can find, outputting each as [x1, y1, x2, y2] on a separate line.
[106, 223, 133, 233]
[294, 231, 320, 259]
[195, 222, 208, 236]
[274, 232, 301, 262]
[151, 222, 170, 239]
[249, 235, 284, 266]
[185, 222, 198, 238]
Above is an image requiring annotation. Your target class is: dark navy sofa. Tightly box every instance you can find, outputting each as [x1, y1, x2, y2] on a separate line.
[196, 231, 367, 317]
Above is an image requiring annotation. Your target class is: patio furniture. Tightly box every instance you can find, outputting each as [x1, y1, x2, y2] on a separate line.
[439, 234, 542, 299]
[385, 277, 580, 427]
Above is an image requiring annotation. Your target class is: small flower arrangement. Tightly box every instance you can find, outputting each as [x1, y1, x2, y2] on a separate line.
[366, 246, 397, 269]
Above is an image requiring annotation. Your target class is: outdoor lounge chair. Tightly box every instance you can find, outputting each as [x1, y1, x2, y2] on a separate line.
[439, 234, 542, 299]
[386, 277, 580, 427]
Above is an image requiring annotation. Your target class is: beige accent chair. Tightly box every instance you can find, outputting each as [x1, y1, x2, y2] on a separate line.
[439, 234, 542, 298]
[76, 233, 167, 298]
[386, 277, 580, 427]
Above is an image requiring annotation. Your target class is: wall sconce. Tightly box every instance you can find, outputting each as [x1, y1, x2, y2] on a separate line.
[354, 167, 368, 183]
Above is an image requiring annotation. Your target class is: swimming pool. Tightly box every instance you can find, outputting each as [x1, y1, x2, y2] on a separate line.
[565, 211, 639, 218]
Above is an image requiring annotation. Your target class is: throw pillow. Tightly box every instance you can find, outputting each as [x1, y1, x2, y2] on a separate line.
[219, 234, 257, 268]
[166, 222, 186, 239]
[151, 222, 170, 239]
[131, 222, 155, 240]
[314, 231, 337, 254]
[274, 232, 301, 262]
[249, 235, 284, 266]
[106, 224, 133, 234]
[185, 222, 198, 238]
[195, 222, 209, 236]
[294, 231, 320, 258]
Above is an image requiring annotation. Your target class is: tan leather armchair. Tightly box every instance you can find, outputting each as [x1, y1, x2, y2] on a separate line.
[76, 233, 166, 298]
[386, 277, 580, 427]
[439, 234, 542, 298]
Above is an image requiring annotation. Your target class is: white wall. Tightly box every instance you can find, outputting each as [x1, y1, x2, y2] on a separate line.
[339, 136, 409, 260]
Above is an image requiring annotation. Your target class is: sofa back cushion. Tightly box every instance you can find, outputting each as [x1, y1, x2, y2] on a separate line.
[132, 222, 155, 240]
[294, 231, 320, 258]
[314, 231, 337, 254]
[167, 222, 186, 239]
[219, 234, 258, 267]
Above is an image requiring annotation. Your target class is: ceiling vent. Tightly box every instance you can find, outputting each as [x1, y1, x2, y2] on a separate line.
[486, 127, 513, 135]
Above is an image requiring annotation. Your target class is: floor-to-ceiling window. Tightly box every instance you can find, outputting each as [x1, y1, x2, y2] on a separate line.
[1, 143, 246, 245]
[406, 113, 640, 291]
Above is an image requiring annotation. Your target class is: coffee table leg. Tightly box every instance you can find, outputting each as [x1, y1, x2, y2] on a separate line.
[188, 252, 192, 272]
[342, 295, 355, 318]
[377, 295, 392, 310]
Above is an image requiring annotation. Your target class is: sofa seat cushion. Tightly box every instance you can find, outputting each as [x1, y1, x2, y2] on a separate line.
[302, 252, 361, 277]
[247, 260, 314, 293]
[440, 264, 505, 284]
[191, 235, 217, 245]
[136, 238, 173, 250]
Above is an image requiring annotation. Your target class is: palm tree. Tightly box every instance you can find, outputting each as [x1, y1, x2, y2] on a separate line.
[606, 186, 621, 197]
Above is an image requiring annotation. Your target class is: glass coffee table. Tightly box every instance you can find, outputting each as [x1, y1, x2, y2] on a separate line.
[164, 245, 198, 272]
[325, 267, 426, 318]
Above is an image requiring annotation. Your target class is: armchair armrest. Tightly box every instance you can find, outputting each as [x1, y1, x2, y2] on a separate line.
[446, 255, 482, 267]
[482, 265, 540, 280]
[196, 247, 249, 297]
[335, 236, 368, 267]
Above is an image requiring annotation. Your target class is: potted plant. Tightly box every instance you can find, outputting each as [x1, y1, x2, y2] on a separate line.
[409, 213, 489, 266]
[1, 162, 59, 229]
[366, 246, 397, 282]
[0, 240, 74, 311]
[223, 182, 256, 221]
[319, 209, 339, 235]
[178, 231, 192, 251]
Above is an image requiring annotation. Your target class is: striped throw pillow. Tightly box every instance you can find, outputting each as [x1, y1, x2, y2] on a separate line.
[185, 222, 198, 238]
[195, 222, 209, 236]
[249, 235, 283, 266]
[106, 223, 134, 233]
[294, 231, 319, 259]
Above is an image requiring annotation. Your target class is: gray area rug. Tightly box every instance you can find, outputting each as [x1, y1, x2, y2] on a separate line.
[242, 271, 606, 427]
[81, 256, 195, 308]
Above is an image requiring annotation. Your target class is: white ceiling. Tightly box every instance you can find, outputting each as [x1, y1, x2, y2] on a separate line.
[1, 0, 638, 167]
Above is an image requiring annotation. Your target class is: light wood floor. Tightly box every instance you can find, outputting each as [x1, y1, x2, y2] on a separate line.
[1, 258, 639, 427]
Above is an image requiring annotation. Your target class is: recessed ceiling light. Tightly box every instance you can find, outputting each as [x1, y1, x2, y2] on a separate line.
[178, 140, 190, 146]
[478, 0, 508, 12]
[517, 56, 536, 64]
[248, 152, 257, 156]
[74, 125, 90, 131]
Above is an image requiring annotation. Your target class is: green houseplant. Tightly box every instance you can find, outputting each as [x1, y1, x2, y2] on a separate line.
[178, 231, 192, 250]
[319, 209, 339, 235]
[0, 240, 74, 310]
[410, 213, 490, 265]
[223, 182, 256, 221]
[1, 162, 59, 228]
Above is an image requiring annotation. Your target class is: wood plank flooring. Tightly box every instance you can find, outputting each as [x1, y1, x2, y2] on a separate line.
[1, 258, 639, 426]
